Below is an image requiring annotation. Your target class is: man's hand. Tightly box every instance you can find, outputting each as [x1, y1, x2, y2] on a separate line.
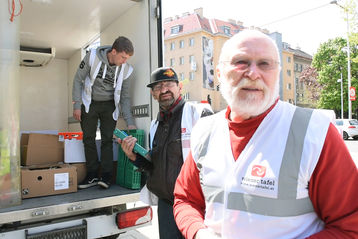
[128, 125, 136, 130]
[195, 228, 221, 239]
[73, 109, 81, 121]
[117, 135, 137, 161]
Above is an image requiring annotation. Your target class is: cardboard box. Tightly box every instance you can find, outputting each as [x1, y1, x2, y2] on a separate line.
[21, 164, 77, 199]
[21, 133, 64, 166]
[64, 139, 118, 163]
[70, 163, 87, 183]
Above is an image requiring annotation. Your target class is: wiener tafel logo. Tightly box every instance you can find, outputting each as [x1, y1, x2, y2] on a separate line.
[251, 165, 266, 177]
[163, 69, 175, 77]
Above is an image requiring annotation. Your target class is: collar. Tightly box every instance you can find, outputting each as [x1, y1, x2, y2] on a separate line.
[225, 98, 279, 125]
[158, 96, 184, 122]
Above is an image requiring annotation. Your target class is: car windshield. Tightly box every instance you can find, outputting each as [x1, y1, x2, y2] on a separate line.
[335, 120, 343, 126]
[349, 119, 358, 125]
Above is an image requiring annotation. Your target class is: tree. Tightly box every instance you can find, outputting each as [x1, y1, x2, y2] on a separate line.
[311, 37, 358, 117]
[299, 66, 321, 104]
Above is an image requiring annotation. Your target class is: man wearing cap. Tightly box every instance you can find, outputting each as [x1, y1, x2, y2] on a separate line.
[118, 67, 213, 239]
[72, 36, 136, 190]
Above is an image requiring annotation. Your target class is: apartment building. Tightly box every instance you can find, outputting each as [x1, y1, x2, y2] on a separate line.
[283, 43, 313, 107]
[282, 46, 295, 104]
[163, 8, 245, 112]
[164, 8, 313, 111]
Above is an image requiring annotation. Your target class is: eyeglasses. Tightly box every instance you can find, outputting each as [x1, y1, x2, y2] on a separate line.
[221, 58, 280, 72]
[152, 81, 177, 92]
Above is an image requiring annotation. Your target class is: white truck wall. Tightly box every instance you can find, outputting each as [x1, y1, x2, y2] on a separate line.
[68, 0, 158, 136]
[100, 1, 154, 131]
[20, 59, 68, 131]
[67, 50, 82, 132]
[20, 0, 159, 139]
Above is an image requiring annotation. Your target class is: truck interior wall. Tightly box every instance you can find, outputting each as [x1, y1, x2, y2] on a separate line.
[67, 50, 82, 132]
[19, 59, 68, 132]
[100, 0, 154, 132]
[68, 0, 159, 141]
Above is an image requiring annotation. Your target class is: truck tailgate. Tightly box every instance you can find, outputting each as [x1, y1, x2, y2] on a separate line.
[0, 185, 140, 224]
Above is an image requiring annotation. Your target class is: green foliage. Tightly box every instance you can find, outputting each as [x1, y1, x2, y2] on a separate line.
[311, 37, 358, 116]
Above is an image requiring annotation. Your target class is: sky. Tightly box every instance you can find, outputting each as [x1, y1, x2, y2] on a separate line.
[162, 0, 352, 55]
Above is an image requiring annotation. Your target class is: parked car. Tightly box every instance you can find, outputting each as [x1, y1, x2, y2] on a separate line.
[335, 119, 358, 140]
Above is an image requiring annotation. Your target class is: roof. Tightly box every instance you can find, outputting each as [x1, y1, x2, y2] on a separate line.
[163, 12, 244, 38]
[286, 46, 312, 60]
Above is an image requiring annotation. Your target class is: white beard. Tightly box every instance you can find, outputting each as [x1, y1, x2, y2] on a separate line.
[220, 78, 278, 118]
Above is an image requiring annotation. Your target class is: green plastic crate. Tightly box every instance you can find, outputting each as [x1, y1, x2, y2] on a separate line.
[116, 129, 145, 189]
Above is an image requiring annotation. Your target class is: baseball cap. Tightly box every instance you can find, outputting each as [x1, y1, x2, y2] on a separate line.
[147, 67, 178, 88]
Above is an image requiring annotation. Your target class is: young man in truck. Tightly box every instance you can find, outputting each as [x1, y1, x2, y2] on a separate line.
[72, 36, 136, 189]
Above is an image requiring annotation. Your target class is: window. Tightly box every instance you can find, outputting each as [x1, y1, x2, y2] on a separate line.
[287, 70, 291, 76]
[295, 63, 298, 71]
[183, 92, 190, 100]
[287, 56, 291, 63]
[170, 42, 175, 50]
[170, 58, 175, 67]
[336, 120, 343, 126]
[180, 73, 185, 81]
[287, 83, 291, 90]
[179, 40, 184, 48]
[299, 64, 303, 72]
[179, 56, 184, 65]
[189, 72, 195, 81]
[171, 25, 181, 35]
[223, 26, 231, 35]
[295, 77, 299, 86]
[189, 55, 195, 63]
[189, 38, 195, 46]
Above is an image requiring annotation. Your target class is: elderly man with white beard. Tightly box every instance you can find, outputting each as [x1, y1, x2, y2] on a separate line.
[173, 30, 358, 239]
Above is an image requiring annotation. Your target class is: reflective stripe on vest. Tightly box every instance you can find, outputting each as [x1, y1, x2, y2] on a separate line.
[82, 49, 133, 120]
[198, 107, 314, 217]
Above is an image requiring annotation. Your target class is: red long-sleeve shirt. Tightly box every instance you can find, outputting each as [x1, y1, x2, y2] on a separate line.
[173, 107, 358, 239]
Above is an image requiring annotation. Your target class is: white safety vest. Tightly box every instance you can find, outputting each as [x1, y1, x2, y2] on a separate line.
[190, 101, 330, 239]
[81, 49, 133, 120]
[140, 101, 213, 205]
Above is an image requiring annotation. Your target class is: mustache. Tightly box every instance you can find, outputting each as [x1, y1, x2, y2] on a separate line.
[236, 78, 265, 91]
[159, 91, 173, 98]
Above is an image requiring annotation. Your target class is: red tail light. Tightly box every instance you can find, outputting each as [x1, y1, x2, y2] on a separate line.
[116, 206, 152, 229]
[348, 126, 355, 128]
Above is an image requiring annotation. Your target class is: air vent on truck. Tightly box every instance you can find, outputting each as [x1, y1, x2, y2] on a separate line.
[20, 46, 56, 67]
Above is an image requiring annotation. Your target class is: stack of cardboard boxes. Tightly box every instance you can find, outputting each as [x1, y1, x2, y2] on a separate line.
[20, 133, 79, 199]
[20, 131, 120, 199]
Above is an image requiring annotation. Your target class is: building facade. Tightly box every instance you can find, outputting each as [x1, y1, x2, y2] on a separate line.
[164, 8, 313, 111]
[285, 44, 313, 107]
[163, 8, 244, 112]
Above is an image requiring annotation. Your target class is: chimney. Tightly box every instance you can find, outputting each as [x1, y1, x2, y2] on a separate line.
[228, 19, 236, 24]
[164, 17, 173, 23]
[236, 21, 243, 26]
[262, 28, 270, 34]
[194, 7, 203, 18]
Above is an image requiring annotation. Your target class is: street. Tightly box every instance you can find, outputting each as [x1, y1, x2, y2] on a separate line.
[124, 139, 358, 239]
[344, 139, 358, 166]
